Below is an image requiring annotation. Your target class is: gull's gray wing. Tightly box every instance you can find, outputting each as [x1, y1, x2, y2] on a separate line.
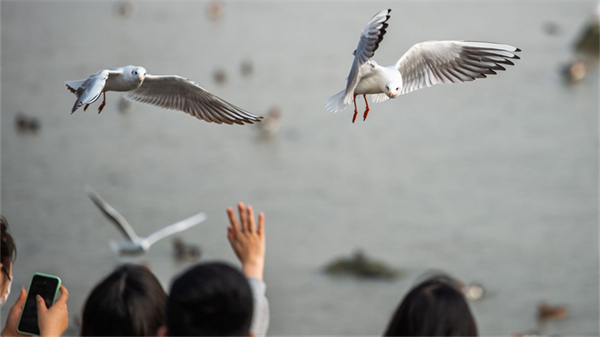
[395, 41, 521, 95]
[144, 212, 207, 246]
[123, 75, 263, 125]
[68, 70, 109, 113]
[67, 69, 123, 113]
[84, 185, 139, 241]
[342, 9, 391, 105]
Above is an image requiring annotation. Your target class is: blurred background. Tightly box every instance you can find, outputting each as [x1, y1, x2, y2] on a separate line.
[1, 1, 598, 335]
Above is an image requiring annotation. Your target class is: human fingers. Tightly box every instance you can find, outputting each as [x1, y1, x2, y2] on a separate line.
[14, 286, 27, 307]
[246, 205, 255, 233]
[55, 285, 69, 304]
[7, 287, 27, 320]
[237, 202, 247, 232]
[258, 212, 265, 236]
[36, 295, 48, 317]
[227, 226, 235, 244]
[227, 207, 241, 233]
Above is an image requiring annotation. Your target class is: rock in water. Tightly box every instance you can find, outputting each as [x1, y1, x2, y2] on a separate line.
[324, 249, 400, 280]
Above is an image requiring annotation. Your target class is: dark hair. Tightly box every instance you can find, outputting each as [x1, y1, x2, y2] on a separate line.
[80, 264, 167, 336]
[166, 262, 254, 336]
[1, 215, 17, 269]
[384, 275, 478, 336]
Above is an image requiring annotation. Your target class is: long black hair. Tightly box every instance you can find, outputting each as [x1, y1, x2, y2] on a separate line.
[81, 264, 167, 336]
[384, 275, 478, 336]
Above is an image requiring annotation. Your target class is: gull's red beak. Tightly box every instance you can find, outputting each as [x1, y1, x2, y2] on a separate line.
[138, 76, 143, 81]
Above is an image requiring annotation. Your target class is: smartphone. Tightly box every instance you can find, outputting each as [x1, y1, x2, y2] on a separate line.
[16, 273, 62, 336]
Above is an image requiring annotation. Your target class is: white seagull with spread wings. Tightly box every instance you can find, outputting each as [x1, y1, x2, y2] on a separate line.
[325, 9, 521, 123]
[85, 185, 207, 256]
[66, 65, 263, 125]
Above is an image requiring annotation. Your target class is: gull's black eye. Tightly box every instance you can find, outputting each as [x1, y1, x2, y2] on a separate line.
[396, 87, 399, 91]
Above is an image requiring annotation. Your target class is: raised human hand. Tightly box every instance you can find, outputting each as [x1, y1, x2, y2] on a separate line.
[226, 202, 265, 280]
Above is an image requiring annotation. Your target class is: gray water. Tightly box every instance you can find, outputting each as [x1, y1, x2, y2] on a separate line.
[1, 1, 598, 335]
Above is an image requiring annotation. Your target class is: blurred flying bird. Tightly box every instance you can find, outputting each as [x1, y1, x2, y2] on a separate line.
[85, 185, 207, 256]
[66, 65, 263, 125]
[325, 9, 521, 123]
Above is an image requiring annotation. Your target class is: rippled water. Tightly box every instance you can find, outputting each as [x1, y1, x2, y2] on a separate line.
[1, 2, 598, 335]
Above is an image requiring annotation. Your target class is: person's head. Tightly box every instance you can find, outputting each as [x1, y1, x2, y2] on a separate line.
[384, 275, 478, 336]
[0, 215, 16, 305]
[80, 264, 167, 336]
[162, 262, 254, 336]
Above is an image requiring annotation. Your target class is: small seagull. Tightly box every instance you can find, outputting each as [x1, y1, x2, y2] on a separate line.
[84, 185, 207, 256]
[325, 9, 521, 123]
[66, 65, 263, 125]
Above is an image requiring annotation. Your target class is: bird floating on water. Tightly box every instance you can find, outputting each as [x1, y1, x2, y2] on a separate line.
[84, 185, 207, 256]
[325, 9, 521, 123]
[172, 237, 202, 262]
[66, 65, 263, 125]
[537, 302, 568, 321]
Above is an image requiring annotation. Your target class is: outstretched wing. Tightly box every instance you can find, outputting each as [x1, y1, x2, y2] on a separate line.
[68, 70, 110, 113]
[84, 185, 139, 241]
[144, 212, 207, 246]
[343, 9, 391, 104]
[395, 41, 521, 95]
[123, 75, 263, 125]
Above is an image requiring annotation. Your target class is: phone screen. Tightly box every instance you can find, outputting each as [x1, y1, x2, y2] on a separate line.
[17, 275, 60, 335]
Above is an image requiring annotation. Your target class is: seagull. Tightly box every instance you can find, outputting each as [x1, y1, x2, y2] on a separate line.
[325, 9, 521, 123]
[84, 185, 207, 256]
[66, 65, 263, 125]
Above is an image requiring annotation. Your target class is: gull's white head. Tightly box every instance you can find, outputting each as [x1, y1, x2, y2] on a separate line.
[384, 81, 401, 99]
[131, 66, 147, 83]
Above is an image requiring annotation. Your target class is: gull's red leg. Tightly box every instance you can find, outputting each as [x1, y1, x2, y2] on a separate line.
[97, 92, 107, 114]
[362, 94, 370, 121]
[352, 94, 358, 123]
[83, 104, 90, 112]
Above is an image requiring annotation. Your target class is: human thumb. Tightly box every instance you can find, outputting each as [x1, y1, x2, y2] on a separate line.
[8, 286, 27, 318]
[15, 286, 27, 306]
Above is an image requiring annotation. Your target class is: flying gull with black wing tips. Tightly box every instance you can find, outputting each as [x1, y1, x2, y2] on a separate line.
[66, 65, 263, 125]
[325, 9, 521, 123]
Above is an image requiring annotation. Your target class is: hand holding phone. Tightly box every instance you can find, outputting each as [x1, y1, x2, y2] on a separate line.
[35, 286, 69, 337]
[16, 274, 69, 336]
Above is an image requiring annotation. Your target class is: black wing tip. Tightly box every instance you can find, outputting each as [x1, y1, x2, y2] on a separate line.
[65, 84, 77, 94]
[515, 47, 522, 52]
[513, 54, 521, 60]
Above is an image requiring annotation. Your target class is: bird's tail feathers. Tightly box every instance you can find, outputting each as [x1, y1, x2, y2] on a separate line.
[325, 89, 351, 113]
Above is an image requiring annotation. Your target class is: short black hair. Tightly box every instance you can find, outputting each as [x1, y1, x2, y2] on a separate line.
[81, 264, 167, 336]
[166, 262, 254, 336]
[384, 275, 478, 336]
[1, 215, 17, 268]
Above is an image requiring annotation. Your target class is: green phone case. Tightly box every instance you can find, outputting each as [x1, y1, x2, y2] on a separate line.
[16, 273, 62, 336]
